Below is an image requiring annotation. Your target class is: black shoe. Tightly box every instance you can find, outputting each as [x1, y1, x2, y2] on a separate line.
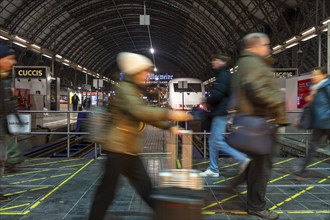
[0, 194, 12, 202]
[247, 210, 279, 220]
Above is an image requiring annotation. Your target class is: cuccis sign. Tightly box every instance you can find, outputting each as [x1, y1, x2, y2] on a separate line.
[14, 66, 48, 78]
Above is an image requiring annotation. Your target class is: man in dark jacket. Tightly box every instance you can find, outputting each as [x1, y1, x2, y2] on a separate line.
[200, 52, 250, 177]
[71, 94, 80, 111]
[0, 44, 17, 202]
[230, 33, 288, 220]
[295, 67, 330, 179]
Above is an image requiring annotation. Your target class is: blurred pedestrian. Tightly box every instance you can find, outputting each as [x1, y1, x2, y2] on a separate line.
[0, 44, 17, 202]
[200, 52, 250, 177]
[88, 52, 193, 220]
[229, 33, 288, 220]
[294, 67, 329, 180]
[71, 93, 80, 111]
[83, 96, 91, 109]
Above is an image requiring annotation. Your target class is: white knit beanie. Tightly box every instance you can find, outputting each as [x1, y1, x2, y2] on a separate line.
[117, 52, 153, 75]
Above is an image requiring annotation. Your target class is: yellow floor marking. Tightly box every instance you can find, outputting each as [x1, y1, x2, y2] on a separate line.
[4, 190, 27, 196]
[18, 158, 82, 168]
[269, 176, 330, 210]
[4, 186, 50, 196]
[307, 157, 330, 167]
[50, 173, 71, 178]
[4, 169, 51, 177]
[9, 172, 72, 184]
[0, 159, 93, 215]
[273, 157, 295, 165]
[202, 210, 330, 215]
[212, 175, 238, 184]
[203, 157, 329, 210]
[30, 186, 50, 191]
[10, 177, 47, 185]
[59, 163, 85, 168]
[0, 203, 30, 212]
[24, 159, 94, 214]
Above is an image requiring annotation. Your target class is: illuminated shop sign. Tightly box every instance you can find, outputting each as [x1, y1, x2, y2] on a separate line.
[273, 68, 298, 78]
[148, 73, 173, 81]
[14, 66, 47, 78]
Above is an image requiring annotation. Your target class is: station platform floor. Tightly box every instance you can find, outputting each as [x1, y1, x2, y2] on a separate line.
[1, 126, 329, 220]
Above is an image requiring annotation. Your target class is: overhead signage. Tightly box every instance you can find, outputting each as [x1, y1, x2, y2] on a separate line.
[297, 78, 311, 109]
[14, 66, 48, 78]
[7, 114, 31, 134]
[148, 73, 174, 81]
[273, 68, 298, 78]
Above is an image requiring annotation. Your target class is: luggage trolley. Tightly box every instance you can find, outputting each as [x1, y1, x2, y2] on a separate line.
[151, 130, 205, 220]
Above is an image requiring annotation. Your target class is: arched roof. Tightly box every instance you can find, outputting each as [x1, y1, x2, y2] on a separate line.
[0, 0, 329, 88]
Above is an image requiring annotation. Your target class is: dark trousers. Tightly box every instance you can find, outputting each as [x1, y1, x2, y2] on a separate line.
[72, 104, 78, 111]
[300, 129, 330, 172]
[88, 152, 154, 220]
[231, 127, 276, 211]
[232, 154, 272, 211]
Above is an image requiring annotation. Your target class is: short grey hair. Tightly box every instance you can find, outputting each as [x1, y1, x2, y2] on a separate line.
[241, 32, 268, 49]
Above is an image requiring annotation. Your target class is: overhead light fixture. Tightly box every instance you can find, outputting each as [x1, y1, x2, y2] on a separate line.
[63, 62, 70, 66]
[0, 36, 9, 40]
[272, 45, 282, 50]
[285, 42, 299, 49]
[63, 59, 70, 63]
[56, 54, 62, 59]
[154, 67, 157, 72]
[31, 44, 40, 50]
[13, 41, 27, 48]
[301, 27, 316, 36]
[77, 65, 82, 68]
[301, 34, 317, 41]
[14, 36, 27, 43]
[322, 27, 328, 32]
[0, 29, 9, 34]
[321, 17, 330, 25]
[285, 37, 296, 44]
[272, 50, 282, 55]
[150, 48, 155, 53]
[42, 54, 52, 59]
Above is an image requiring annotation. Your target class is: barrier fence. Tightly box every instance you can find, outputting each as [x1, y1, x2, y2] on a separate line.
[13, 110, 315, 162]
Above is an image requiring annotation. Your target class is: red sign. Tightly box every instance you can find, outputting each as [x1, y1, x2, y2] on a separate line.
[297, 79, 311, 108]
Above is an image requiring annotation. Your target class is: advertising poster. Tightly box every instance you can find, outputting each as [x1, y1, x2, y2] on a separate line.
[297, 78, 311, 108]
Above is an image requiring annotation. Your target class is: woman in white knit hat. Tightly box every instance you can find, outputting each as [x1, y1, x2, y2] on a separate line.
[89, 52, 193, 220]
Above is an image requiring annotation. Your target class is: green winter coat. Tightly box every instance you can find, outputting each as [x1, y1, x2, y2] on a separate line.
[232, 51, 285, 119]
[103, 75, 173, 155]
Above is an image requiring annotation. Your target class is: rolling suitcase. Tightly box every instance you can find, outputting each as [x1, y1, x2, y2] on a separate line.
[151, 169, 205, 220]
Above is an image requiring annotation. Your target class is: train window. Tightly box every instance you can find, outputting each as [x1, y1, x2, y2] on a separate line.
[173, 83, 202, 92]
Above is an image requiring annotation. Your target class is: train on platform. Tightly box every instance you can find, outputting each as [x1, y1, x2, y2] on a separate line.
[167, 77, 205, 111]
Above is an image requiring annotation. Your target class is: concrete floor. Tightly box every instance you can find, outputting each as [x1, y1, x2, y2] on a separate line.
[0, 126, 329, 220]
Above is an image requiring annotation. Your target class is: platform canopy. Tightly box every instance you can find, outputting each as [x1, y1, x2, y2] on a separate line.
[0, 0, 329, 88]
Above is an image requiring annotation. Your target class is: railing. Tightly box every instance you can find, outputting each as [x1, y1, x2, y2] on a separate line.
[16, 110, 97, 159]
[166, 128, 315, 169]
[13, 110, 317, 161]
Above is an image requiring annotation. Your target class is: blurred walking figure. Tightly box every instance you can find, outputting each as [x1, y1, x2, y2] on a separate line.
[71, 93, 80, 111]
[88, 52, 193, 220]
[83, 96, 91, 109]
[294, 67, 329, 180]
[0, 44, 17, 202]
[200, 52, 250, 178]
[230, 33, 288, 220]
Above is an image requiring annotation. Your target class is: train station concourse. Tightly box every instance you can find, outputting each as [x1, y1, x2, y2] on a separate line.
[0, 126, 329, 220]
[1, 1, 330, 220]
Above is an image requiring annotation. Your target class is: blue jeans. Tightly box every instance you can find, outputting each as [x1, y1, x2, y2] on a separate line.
[208, 116, 248, 173]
